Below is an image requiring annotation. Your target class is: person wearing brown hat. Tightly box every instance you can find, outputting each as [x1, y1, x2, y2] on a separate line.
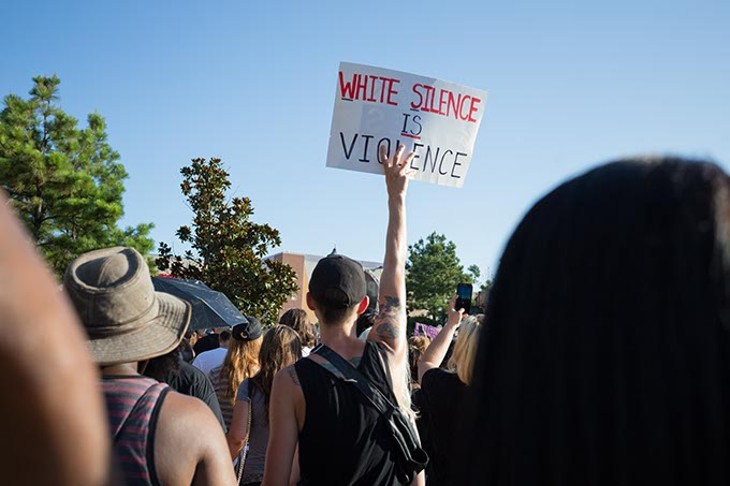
[64, 246, 236, 486]
[263, 144, 424, 485]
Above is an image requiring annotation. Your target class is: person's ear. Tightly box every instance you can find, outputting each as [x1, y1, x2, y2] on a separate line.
[306, 292, 316, 311]
[356, 295, 370, 315]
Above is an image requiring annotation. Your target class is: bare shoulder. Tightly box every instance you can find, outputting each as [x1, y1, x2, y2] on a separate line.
[157, 391, 232, 457]
[275, 364, 302, 389]
[272, 364, 306, 430]
[156, 391, 235, 485]
[161, 389, 211, 415]
[271, 364, 305, 407]
[157, 391, 221, 448]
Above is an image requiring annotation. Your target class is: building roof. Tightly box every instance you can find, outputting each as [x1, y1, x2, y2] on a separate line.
[267, 251, 383, 271]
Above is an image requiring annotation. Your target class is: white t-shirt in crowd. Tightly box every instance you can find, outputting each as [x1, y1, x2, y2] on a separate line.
[192, 347, 228, 376]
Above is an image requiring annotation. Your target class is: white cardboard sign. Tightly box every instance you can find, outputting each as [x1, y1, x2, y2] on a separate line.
[326, 62, 488, 188]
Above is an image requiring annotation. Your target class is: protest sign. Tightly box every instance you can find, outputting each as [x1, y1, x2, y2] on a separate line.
[326, 62, 488, 188]
[414, 322, 441, 340]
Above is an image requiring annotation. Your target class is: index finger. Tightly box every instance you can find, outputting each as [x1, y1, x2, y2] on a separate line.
[378, 144, 388, 164]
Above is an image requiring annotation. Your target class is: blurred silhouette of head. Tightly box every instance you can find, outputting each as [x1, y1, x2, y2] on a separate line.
[461, 157, 730, 485]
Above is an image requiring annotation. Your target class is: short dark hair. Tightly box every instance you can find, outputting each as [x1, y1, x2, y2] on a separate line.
[460, 158, 730, 484]
[316, 300, 360, 327]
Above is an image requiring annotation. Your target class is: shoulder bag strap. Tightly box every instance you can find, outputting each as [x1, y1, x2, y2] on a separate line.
[313, 344, 394, 415]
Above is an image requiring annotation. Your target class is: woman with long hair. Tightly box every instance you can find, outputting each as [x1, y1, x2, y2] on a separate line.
[460, 158, 730, 485]
[416, 295, 483, 485]
[227, 325, 302, 486]
[278, 308, 316, 356]
[209, 318, 263, 430]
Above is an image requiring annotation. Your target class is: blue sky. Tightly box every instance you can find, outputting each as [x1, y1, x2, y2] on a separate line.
[3, 0, 729, 284]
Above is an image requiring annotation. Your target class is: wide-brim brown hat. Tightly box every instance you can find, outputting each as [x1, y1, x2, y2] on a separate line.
[64, 247, 191, 366]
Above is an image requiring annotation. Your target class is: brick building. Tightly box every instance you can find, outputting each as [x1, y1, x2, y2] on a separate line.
[267, 252, 383, 322]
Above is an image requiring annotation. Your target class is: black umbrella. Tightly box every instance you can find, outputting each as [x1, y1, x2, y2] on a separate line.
[152, 277, 248, 331]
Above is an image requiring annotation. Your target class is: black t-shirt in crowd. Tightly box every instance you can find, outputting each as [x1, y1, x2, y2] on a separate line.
[417, 368, 467, 486]
[193, 333, 220, 355]
[294, 341, 404, 486]
[165, 360, 226, 430]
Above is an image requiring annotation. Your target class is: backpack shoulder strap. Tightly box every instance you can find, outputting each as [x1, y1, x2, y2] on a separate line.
[311, 344, 393, 414]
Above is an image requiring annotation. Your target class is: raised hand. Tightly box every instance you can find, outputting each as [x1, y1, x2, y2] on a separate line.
[380, 143, 416, 199]
[446, 295, 465, 328]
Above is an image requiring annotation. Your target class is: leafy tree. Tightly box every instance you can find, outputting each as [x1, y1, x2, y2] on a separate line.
[0, 75, 154, 275]
[406, 232, 475, 323]
[157, 157, 298, 323]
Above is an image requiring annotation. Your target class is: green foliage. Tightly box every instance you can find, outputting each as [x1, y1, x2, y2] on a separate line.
[0, 75, 154, 275]
[406, 232, 475, 323]
[467, 264, 481, 281]
[157, 157, 298, 324]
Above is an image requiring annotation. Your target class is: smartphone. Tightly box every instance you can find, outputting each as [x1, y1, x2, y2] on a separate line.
[456, 283, 473, 314]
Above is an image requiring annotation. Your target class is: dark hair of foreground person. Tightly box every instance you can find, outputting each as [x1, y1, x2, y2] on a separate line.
[460, 157, 730, 485]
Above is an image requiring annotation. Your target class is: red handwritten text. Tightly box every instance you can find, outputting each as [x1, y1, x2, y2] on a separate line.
[410, 84, 481, 123]
[339, 71, 400, 106]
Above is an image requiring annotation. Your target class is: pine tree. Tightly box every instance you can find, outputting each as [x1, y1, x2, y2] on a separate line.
[0, 75, 154, 274]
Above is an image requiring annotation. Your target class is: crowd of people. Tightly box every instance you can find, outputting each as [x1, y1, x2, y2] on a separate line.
[3, 150, 730, 485]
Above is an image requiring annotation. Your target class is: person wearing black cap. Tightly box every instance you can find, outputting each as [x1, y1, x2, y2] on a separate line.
[210, 317, 264, 430]
[263, 144, 423, 485]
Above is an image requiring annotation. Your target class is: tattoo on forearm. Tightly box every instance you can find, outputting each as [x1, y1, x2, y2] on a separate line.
[380, 295, 402, 315]
[375, 295, 403, 341]
[286, 366, 301, 386]
[376, 322, 397, 340]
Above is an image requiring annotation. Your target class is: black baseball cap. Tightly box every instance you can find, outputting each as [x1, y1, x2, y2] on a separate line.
[309, 254, 367, 309]
[232, 316, 263, 341]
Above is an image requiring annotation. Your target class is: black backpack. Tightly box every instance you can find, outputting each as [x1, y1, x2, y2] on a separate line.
[312, 344, 429, 484]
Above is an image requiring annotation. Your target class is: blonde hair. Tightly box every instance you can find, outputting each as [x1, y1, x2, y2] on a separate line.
[447, 314, 484, 385]
[397, 358, 417, 421]
[221, 335, 262, 405]
[408, 336, 431, 385]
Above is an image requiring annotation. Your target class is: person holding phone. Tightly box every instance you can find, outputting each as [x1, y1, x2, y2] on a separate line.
[456, 283, 473, 315]
[416, 295, 484, 485]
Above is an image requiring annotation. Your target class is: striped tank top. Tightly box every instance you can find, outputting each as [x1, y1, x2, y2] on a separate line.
[209, 365, 235, 430]
[102, 376, 169, 486]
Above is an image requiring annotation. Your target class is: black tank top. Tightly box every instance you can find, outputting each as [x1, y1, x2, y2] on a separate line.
[294, 341, 403, 486]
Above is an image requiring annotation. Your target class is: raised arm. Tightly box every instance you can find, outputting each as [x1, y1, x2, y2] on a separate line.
[368, 143, 415, 359]
[418, 296, 464, 382]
